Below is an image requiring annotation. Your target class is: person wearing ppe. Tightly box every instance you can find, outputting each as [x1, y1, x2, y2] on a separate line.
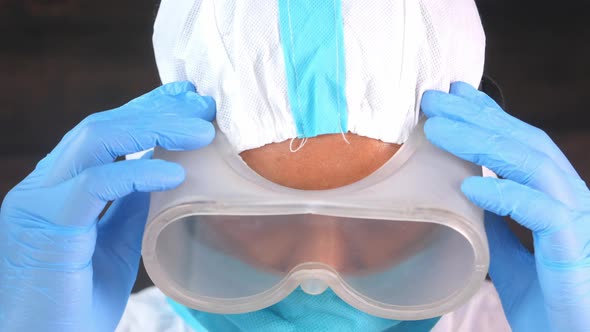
[1, 0, 589, 332]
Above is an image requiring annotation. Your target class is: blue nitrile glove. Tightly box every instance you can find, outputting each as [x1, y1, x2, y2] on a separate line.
[422, 81, 590, 332]
[0, 81, 216, 332]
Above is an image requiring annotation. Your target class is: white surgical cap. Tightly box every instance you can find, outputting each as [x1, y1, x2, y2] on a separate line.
[153, 0, 486, 152]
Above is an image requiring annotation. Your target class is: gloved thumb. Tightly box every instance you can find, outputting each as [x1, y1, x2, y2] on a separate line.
[484, 212, 550, 330]
[484, 212, 535, 293]
[92, 150, 156, 306]
[92, 191, 150, 322]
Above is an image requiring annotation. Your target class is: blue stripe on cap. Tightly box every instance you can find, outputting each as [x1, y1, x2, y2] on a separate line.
[278, 0, 348, 138]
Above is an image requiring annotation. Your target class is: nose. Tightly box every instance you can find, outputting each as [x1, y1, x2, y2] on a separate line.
[289, 215, 352, 272]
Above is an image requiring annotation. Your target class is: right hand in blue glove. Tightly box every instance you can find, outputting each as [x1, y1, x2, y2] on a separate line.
[0, 81, 216, 332]
[422, 82, 590, 332]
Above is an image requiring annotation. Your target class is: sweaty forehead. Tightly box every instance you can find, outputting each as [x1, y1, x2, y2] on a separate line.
[240, 133, 401, 190]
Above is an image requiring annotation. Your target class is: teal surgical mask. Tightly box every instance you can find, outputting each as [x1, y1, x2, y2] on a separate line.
[168, 288, 441, 332]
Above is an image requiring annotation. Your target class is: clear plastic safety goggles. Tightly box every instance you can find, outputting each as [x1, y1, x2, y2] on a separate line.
[142, 118, 489, 320]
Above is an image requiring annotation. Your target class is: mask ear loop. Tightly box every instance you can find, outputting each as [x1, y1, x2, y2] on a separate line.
[285, 0, 310, 154]
[339, 132, 351, 145]
[289, 137, 308, 153]
[479, 76, 506, 109]
[333, 0, 351, 146]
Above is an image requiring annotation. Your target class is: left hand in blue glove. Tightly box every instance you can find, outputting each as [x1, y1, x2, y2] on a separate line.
[421, 82, 590, 332]
[0, 82, 216, 332]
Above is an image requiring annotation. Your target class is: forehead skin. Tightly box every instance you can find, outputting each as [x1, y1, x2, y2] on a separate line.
[240, 133, 400, 190]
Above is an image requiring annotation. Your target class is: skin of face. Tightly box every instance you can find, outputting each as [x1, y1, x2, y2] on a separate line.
[241, 133, 401, 190]
[190, 133, 440, 275]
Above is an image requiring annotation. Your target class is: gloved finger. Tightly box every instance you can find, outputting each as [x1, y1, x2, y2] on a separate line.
[461, 176, 571, 235]
[41, 159, 185, 228]
[93, 191, 150, 320]
[421, 83, 579, 179]
[124, 81, 216, 123]
[96, 148, 154, 231]
[425, 117, 580, 207]
[483, 212, 548, 327]
[450, 81, 502, 110]
[35, 81, 215, 187]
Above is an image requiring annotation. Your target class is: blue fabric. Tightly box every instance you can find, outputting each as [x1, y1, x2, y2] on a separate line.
[168, 288, 441, 332]
[278, 0, 349, 138]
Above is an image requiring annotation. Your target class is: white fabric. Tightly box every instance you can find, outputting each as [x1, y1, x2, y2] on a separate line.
[116, 281, 510, 332]
[153, 0, 486, 152]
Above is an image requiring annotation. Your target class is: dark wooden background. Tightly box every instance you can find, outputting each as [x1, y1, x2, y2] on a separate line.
[1, 0, 589, 292]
